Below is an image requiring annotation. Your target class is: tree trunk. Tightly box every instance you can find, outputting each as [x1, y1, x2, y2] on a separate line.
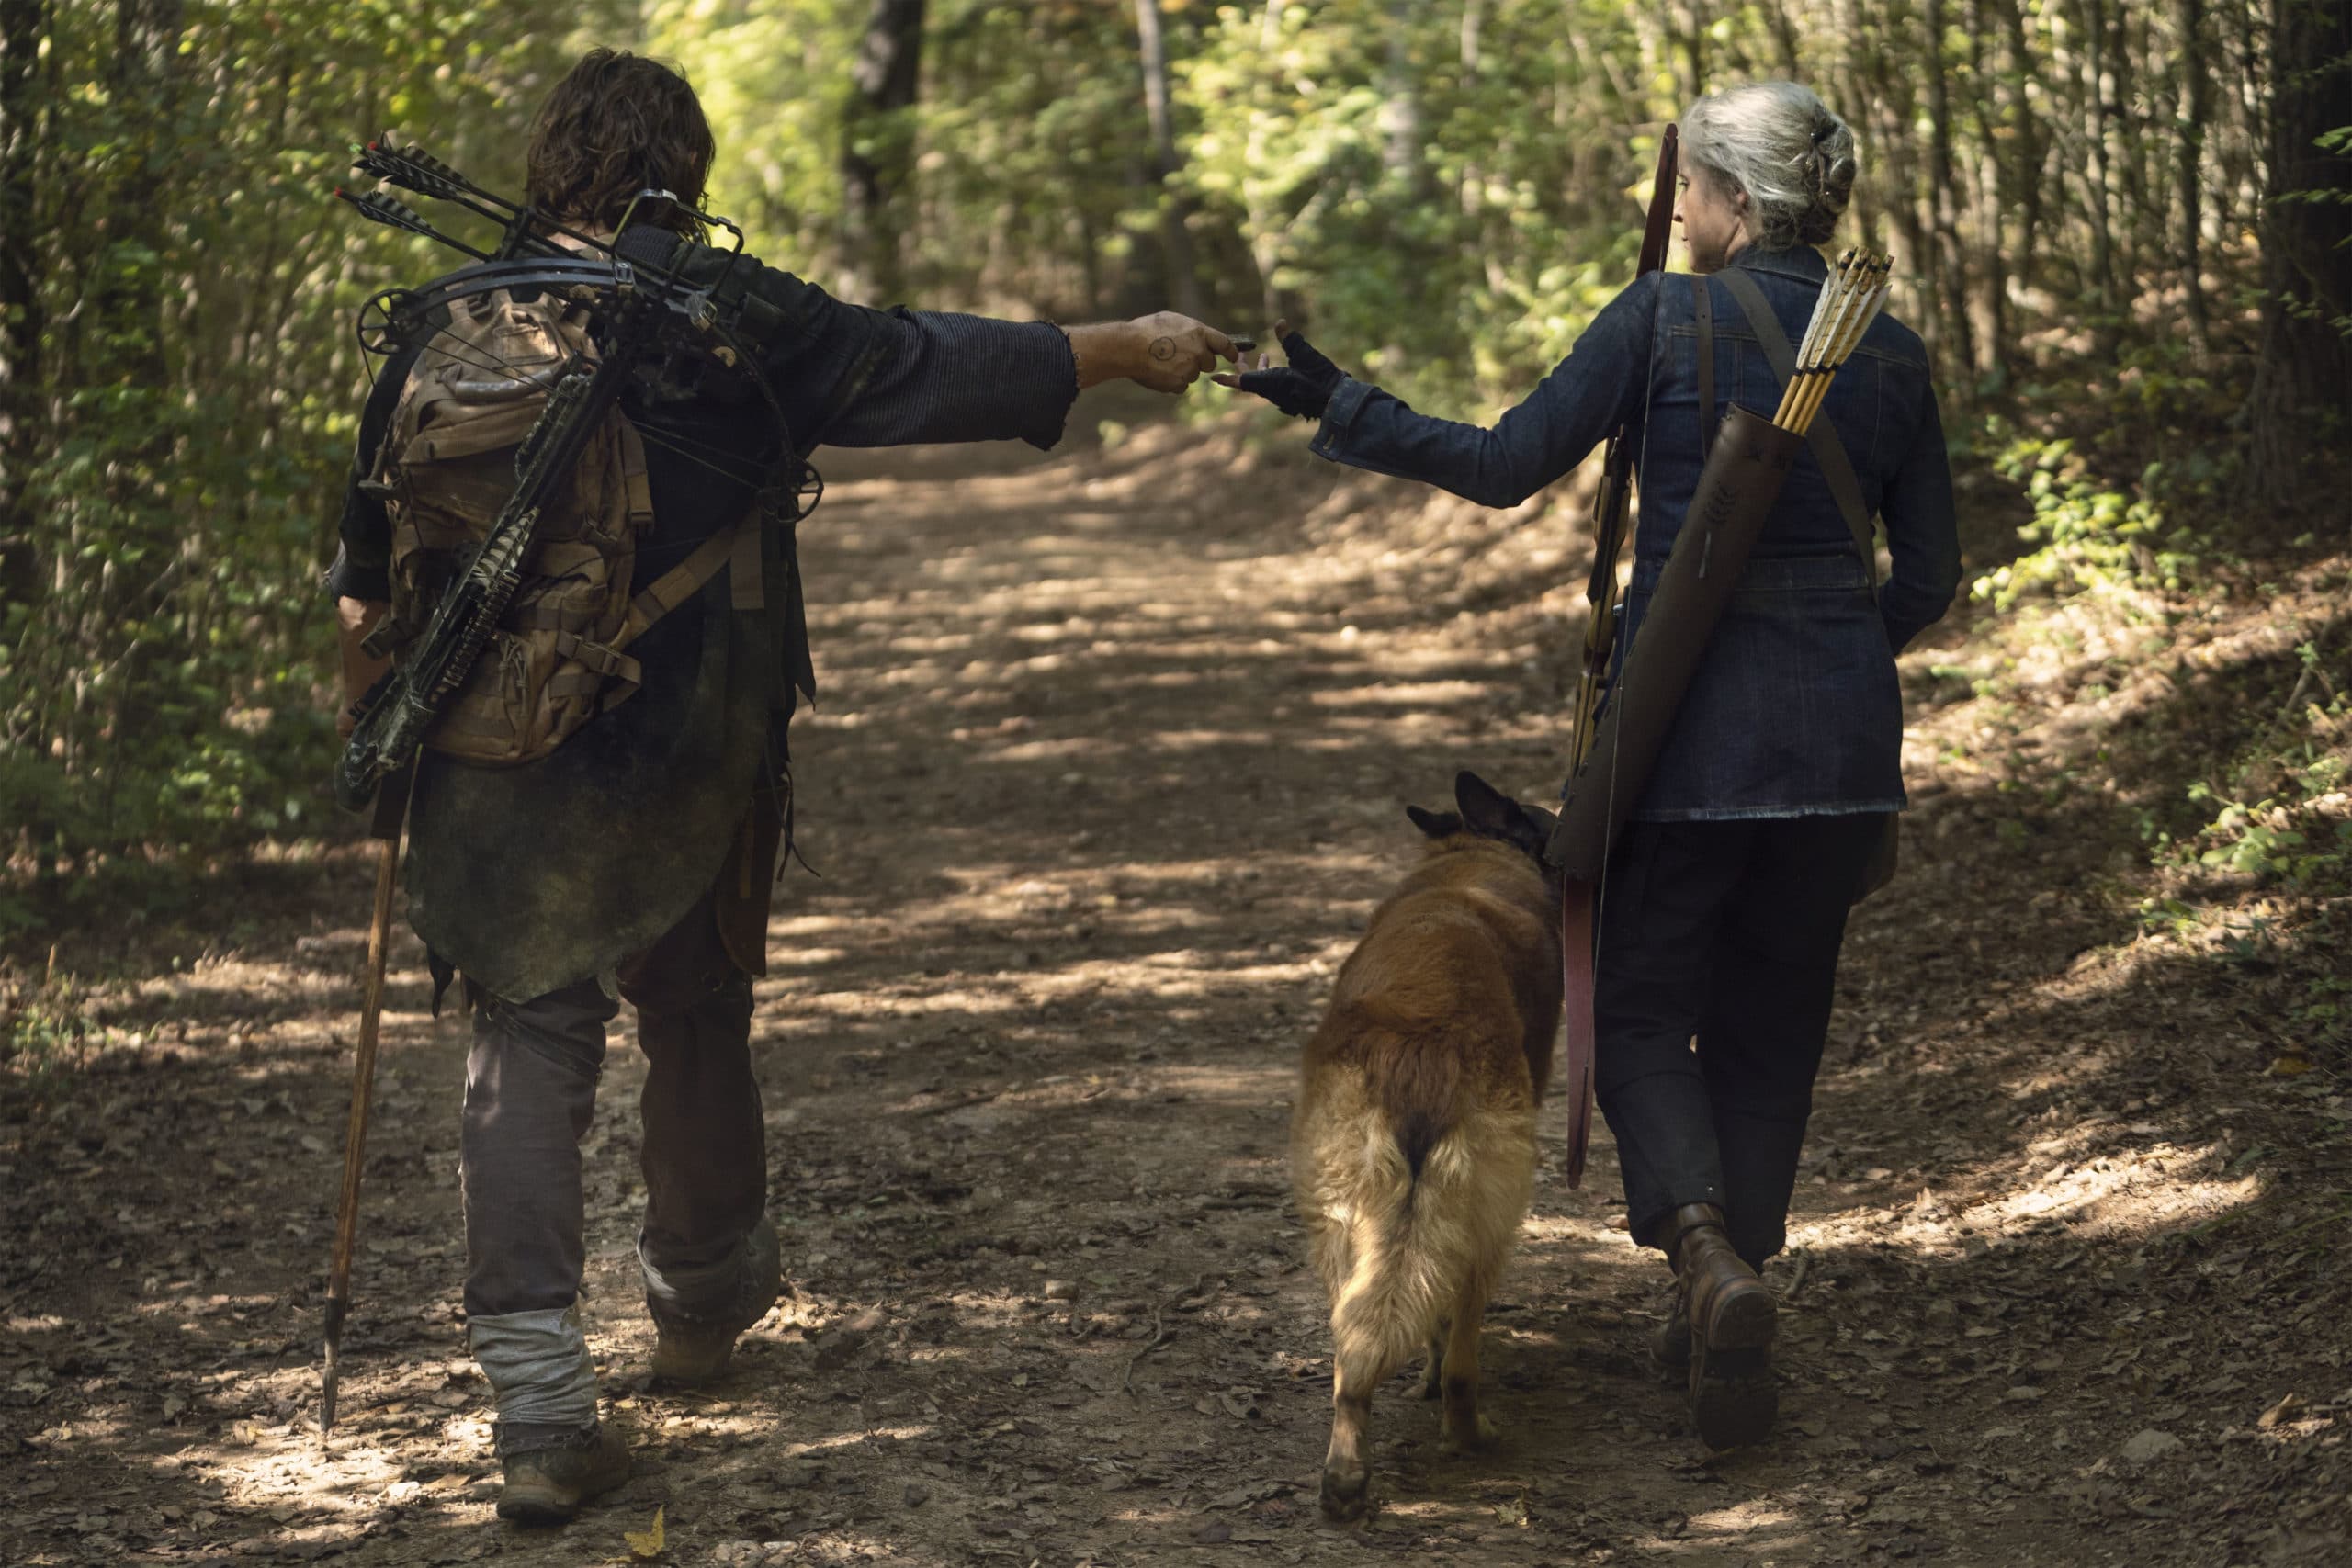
[1767, 0, 1804, 75]
[1963, 0, 2013, 386]
[2175, 0, 2212, 357]
[2248, 0, 2352, 506]
[1924, 0, 1981, 382]
[1999, 0, 2045, 298]
[1676, 0, 1708, 106]
[2073, 0, 2121, 352]
[96, 0, 180, 389]
[1376, 0, 1429, 200]
[840, 0, 926, 305]
[0, 0, 44, 612]
[1240, 0, 1290, 328]
[1134, 0, 1202, 318]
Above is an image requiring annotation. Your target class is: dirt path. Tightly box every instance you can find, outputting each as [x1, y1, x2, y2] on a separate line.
[5, 421, 2347, 1567]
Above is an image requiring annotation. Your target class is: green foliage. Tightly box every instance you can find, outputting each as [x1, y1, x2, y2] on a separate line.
[1968, 428, 2195, 611]
[1, 962, 96, 1083]
[2177, 646, 2352, 889]
[3, 0, 630, 881]
[1181, 0, 1655, 414]
[0, 0, 2307, 902]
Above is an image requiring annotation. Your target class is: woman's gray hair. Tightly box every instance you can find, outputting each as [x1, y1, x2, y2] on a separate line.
[1681, 82, 1859, 252]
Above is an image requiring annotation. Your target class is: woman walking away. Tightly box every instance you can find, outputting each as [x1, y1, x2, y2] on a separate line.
[1223, 81, 1961, 1450]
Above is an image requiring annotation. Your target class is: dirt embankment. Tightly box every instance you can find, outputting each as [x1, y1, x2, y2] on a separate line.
[3, 415, 2347, 1567]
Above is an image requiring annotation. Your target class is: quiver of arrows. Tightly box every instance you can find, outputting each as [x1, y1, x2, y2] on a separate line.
[1546, 404, 1808, 881]
[1547, 248, 1893, 879]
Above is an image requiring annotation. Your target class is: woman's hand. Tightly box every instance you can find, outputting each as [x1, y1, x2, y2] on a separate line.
[1214, 319, 1344, 420]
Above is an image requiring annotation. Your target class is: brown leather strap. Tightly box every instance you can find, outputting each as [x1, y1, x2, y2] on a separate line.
[617, 509, 756, 645]
[616, 418, 656, 530]
[1716, 265, 1877, 585]
[729, 525, 765, 613]
[1560, 874, 1597, 1190]
[1693, 274, 1716, 464]
[551, 630, 643, 689]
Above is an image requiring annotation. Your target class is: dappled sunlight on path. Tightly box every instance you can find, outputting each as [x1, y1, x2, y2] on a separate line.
[3, 421, 2344, 1566]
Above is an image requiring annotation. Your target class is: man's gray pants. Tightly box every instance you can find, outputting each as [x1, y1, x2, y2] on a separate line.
[460, 889, 769, 1455]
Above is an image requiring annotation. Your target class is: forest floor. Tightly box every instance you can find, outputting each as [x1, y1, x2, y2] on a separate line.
[4, 409, 2348, 1567]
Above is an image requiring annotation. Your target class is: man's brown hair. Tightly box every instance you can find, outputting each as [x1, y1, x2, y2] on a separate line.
[526, 49, 715, 236]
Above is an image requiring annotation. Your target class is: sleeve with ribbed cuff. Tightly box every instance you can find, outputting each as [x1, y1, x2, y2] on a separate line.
[820, 310, 1077, 452]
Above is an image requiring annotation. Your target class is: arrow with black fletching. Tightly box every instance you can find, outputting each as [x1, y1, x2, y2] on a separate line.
[354, 139, 537, 248]
[355, 138, 474, 203]
[336, 187, 492, 261]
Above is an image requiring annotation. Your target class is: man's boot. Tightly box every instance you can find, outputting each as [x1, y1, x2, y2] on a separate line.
[1666, 1203, 1776, 1450]
[649, 1217, 780, 1389]
[496, 1420, 632, 1525]
[1649, 1280, 1691, 1377]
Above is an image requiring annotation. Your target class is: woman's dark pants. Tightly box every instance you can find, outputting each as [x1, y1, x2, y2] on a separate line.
[1594, 813, 1887, 1267]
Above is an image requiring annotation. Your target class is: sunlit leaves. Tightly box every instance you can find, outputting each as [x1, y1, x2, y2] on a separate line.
[5, 0, 632, 871]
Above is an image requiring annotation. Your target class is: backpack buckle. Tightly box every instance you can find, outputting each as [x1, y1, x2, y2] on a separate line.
[552, 631, 629, 678]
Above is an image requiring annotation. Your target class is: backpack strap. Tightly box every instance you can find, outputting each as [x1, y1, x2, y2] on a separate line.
[1693, 274, 1716, 464]
[617, 417, 656, 536]
[617, 510, 752, 647]
[1715, 265, 1877, 586]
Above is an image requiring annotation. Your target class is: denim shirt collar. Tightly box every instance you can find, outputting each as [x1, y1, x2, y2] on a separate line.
[1727, 244, 1827, 288]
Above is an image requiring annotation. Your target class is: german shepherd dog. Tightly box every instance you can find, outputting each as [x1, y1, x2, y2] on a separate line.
[1292, 771, 1563, 1521]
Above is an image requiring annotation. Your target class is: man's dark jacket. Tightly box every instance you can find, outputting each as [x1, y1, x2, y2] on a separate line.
[328, 230, 1079, 1000]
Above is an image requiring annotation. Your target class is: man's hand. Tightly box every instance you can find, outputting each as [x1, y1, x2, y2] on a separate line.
[336, 597, 392, 739]
[1213, 319, 1345, 420]
[1064, 313, 1238, 393]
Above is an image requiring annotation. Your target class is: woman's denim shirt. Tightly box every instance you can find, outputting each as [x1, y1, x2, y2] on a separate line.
[1307, 245, 1961, 820]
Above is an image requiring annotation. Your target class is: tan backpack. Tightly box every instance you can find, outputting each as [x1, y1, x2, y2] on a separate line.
[371, 283, 740, 767]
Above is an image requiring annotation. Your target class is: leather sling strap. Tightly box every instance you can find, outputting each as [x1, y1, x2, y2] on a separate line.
[617, 508, 755, 647]
[1716, 265, 1877, 586]
[1693, 275, 1716, 464]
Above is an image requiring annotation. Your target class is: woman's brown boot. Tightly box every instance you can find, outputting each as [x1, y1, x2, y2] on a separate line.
[1666, 1204, 1777, 1450]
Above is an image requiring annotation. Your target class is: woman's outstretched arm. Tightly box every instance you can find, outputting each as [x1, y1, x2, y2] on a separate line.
[1233, 274, 1660, 510]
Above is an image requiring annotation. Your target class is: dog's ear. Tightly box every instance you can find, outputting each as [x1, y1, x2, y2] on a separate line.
[1520, 801, 1563, 865]
[1455, 771, 1549, 863]
[1406, 804, 1463, 840]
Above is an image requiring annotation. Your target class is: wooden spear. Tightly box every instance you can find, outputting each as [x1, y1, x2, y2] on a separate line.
[321, 765, 413, 1434]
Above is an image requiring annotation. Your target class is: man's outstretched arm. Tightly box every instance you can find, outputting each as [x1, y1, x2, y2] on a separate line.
[796, 300, 1235, 453]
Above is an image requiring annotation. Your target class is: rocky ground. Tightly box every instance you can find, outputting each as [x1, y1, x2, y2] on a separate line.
[4, 413, 2346, 1566]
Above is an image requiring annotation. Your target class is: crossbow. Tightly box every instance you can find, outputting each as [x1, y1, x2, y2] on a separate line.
[332, 139, 817, 812]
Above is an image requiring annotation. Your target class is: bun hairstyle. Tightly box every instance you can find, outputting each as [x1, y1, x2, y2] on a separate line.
[1681, 82, 1859, 252]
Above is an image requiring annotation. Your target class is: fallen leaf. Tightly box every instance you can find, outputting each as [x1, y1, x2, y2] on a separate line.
[624, 1505, 665, 1561]
[2258, 1393, 2307, 1429]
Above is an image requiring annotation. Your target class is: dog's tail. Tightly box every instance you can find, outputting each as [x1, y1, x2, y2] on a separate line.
[1298, 1055, 1535, 1380]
